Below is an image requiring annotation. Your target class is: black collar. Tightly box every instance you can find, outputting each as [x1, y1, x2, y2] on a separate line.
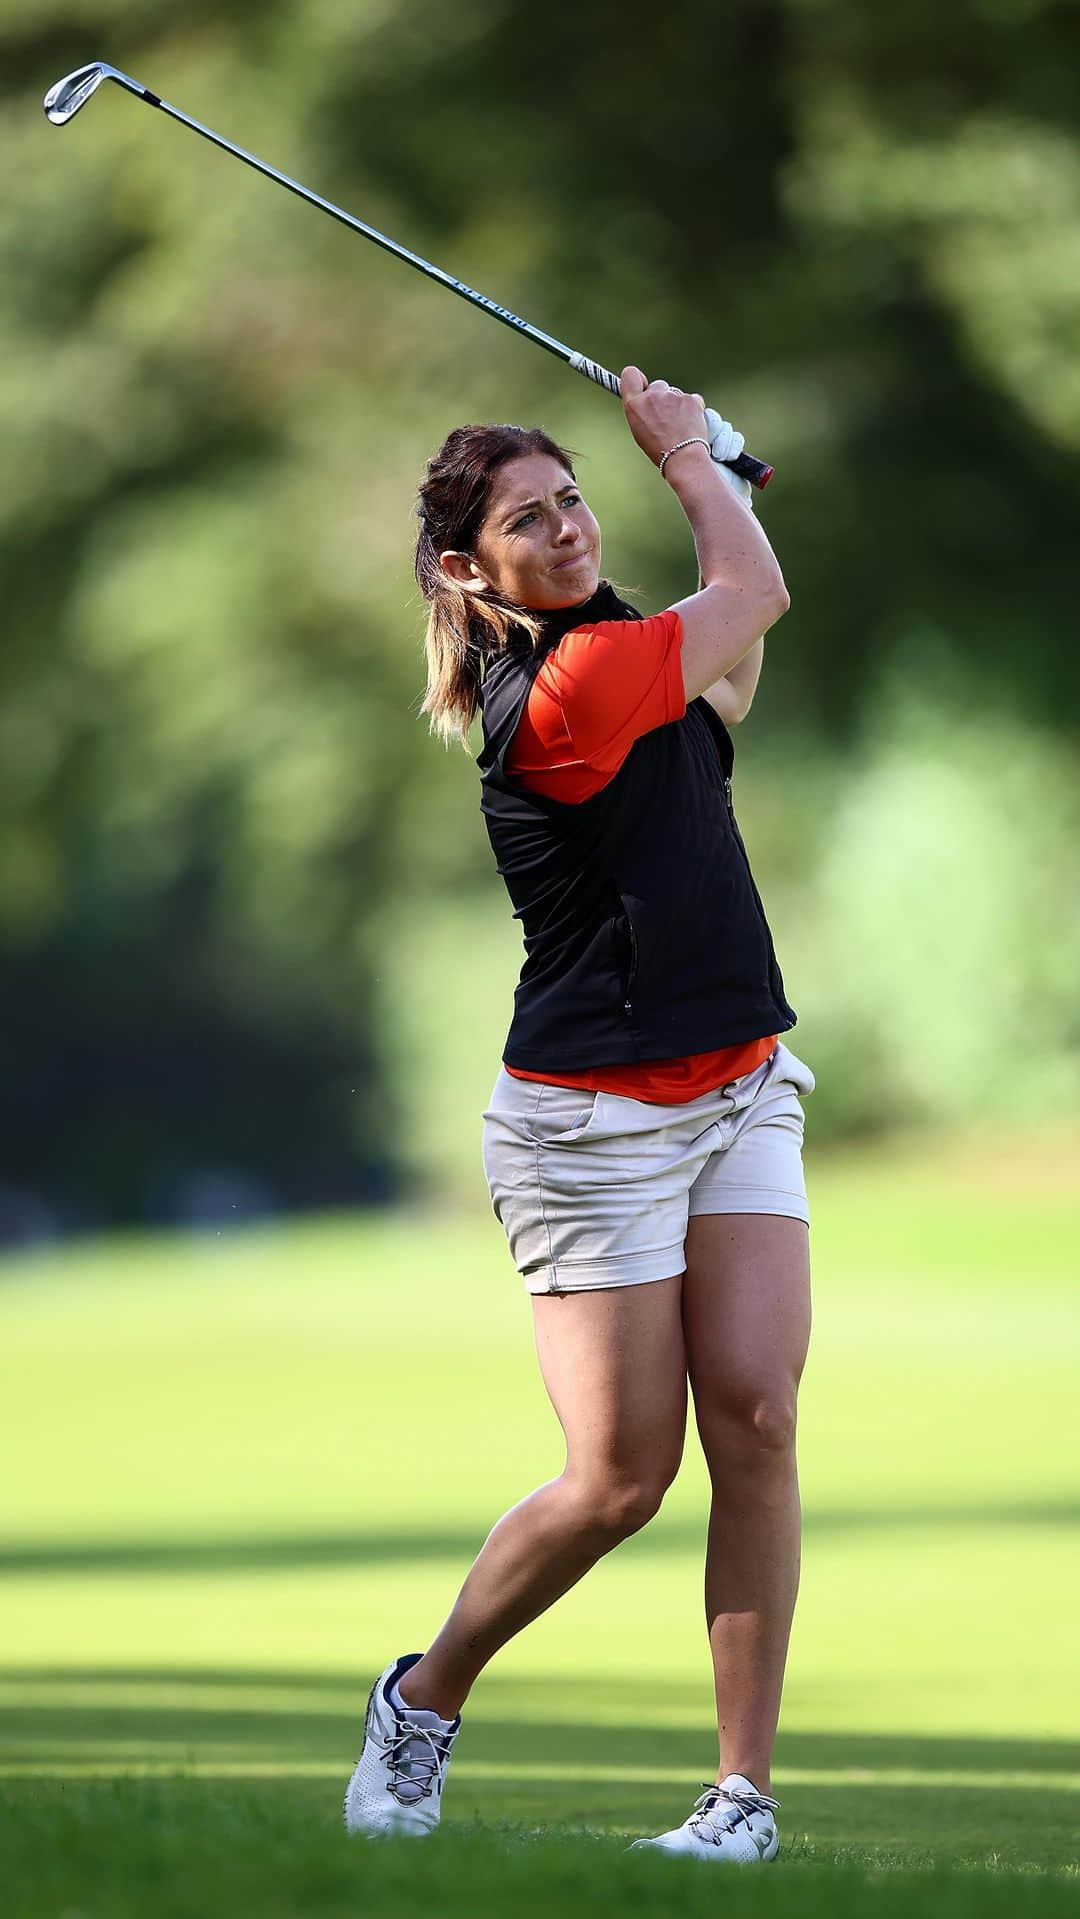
[535, 578, 641, 649]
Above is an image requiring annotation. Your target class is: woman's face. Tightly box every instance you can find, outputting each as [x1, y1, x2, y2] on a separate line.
[440, 452, 602, 609]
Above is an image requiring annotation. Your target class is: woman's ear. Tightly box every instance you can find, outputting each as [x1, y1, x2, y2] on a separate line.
[439, 549, 491, 594]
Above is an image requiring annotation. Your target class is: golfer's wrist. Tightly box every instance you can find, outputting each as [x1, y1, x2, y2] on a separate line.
[659, 439, 712, 484]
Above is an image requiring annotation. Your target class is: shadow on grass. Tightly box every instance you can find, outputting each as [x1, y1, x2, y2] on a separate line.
[2, 1665, 1078, 1872]
[2, 1498, 1078, 1577]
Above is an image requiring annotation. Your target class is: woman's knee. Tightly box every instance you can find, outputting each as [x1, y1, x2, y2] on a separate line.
[697, 1387, 799, 1463]
[564, 1465, 675, 1539]
[749, 1393, 798, 1450]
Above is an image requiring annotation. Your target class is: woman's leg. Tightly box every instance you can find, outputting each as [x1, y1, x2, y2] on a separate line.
[397, 1272, 688, 1720]
[680, 1213, 812, 1793]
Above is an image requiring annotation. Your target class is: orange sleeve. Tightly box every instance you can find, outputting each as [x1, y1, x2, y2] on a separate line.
[505, 611, 686, 804]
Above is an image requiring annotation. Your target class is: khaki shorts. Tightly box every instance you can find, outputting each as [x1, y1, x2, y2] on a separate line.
[481, 1039, 816, 1295]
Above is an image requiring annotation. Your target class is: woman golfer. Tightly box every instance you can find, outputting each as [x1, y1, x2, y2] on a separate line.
[344, 367, 816, 1862]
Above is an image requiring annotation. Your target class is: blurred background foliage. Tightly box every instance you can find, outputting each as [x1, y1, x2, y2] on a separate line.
[1, 0, 1078, 1234]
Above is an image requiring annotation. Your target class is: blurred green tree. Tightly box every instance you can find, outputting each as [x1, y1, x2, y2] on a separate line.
[1, 0, 1077, 1227]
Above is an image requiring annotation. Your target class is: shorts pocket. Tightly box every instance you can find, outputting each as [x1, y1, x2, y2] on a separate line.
[518, 1081, 601, 1146]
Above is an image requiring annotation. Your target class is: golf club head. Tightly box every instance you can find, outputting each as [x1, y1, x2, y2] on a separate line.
[43, 63, 120, 125]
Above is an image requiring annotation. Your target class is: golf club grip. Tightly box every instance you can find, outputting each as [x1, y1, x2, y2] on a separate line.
[727, 450, 774, 490]
[569, 354, 774, 490]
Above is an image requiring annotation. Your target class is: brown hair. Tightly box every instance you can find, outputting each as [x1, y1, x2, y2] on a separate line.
[415, 423, 580, 752]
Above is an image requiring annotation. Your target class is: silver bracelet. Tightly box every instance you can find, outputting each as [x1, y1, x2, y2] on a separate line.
[658, 436, 710, 478]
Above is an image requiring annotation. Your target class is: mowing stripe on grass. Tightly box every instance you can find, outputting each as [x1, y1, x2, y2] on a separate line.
[4, 1760, 1079, 1790]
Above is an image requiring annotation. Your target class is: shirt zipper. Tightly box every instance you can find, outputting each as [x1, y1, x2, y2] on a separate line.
[624, 913, 639, 1015]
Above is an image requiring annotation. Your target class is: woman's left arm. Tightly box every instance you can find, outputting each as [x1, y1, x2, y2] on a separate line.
[703, 636, 763, 725]
[692, 562, 764, 724]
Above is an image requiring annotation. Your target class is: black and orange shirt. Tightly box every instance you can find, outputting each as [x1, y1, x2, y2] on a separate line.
[502, 610, 777, 1104]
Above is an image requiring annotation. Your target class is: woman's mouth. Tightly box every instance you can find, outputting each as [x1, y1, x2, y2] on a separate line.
[553, 551, 588, 570]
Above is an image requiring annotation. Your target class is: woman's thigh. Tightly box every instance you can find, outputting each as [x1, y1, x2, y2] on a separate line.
[531, 1272, 688, 1494]
[680, 1214, 811, 1455]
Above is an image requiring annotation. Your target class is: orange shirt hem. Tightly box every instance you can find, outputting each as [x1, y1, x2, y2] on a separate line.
[503, 1032, 778, 1106]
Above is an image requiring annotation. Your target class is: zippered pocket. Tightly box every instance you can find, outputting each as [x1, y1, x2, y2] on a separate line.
[612, 903, 639, 1012]
[625, 913, 639, 1002]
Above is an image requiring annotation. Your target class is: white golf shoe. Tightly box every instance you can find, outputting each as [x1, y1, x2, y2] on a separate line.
[628, 1772, 781, 1862]
[343, 1652, 462, 1838]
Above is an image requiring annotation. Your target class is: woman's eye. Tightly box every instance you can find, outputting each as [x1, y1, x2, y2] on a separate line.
[512, 493, 580, 530]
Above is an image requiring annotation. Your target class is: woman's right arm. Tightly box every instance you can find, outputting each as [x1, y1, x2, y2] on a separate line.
[620, 365, 790, 704]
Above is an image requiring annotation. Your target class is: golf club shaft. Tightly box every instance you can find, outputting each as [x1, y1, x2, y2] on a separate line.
[46, 66, 774, 488]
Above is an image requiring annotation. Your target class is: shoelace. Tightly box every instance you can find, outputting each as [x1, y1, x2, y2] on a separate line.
[688, 1781, 781, 1845]
[383, 1715, 457, 1805]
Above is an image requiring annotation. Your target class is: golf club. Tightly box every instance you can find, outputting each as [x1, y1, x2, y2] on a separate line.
[44, 61, 774, 489]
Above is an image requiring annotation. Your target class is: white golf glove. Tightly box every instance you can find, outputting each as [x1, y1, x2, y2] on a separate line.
[703, 405, 753, 508]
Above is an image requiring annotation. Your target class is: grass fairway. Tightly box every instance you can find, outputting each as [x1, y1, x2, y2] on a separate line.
[1, 1124, 1078, 1915]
